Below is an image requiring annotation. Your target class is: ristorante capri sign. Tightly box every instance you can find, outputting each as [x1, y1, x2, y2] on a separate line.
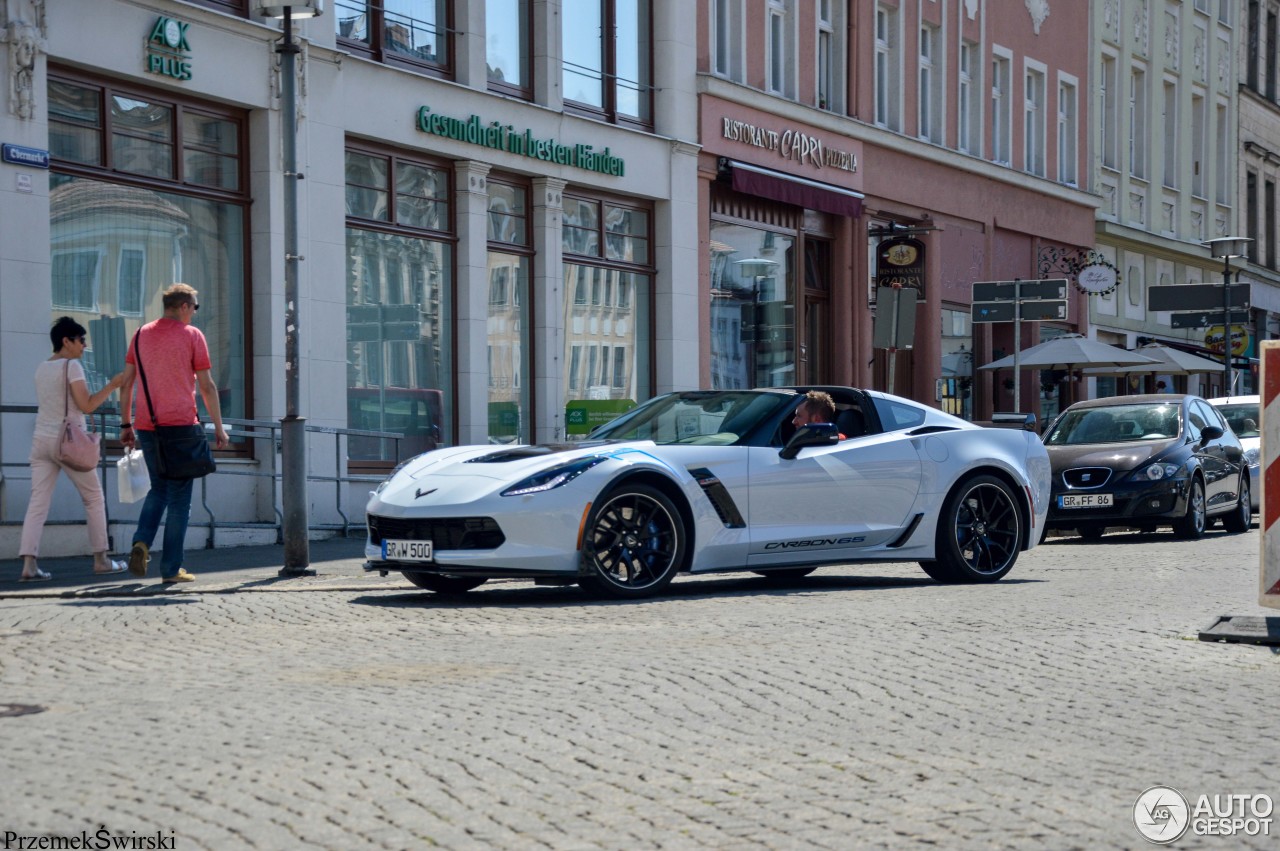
[721, 117, 857, 173]
[416, 106, 625, 177]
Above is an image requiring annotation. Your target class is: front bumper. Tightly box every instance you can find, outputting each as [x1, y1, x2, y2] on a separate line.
[1044, 477, 1190, 529]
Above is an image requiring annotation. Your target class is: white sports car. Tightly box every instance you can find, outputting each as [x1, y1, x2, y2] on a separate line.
[365, 387, 1051, 598]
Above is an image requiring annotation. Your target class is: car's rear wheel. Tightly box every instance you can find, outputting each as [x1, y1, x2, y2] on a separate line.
[403, 573, 487, 594]
[1172, 478, 1206, 540]
[1222, 475, 1252, 534]
[923, 474, 1022, 583]
[580, 484, 685, 599]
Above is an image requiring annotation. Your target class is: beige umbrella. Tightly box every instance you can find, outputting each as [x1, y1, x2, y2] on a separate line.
[978, 334, 1160, 371]
[1080, 342, 1224, 376]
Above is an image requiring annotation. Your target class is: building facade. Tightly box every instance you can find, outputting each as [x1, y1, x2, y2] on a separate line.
[0, 0, 700, 557]
[697, 0, 1098, 425]
[1086, 0, 1246, 398]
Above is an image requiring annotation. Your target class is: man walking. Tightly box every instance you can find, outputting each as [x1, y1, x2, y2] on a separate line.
[120, 284, 229, 583]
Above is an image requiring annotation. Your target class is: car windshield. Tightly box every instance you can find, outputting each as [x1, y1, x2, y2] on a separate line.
[1043, 403, 1182, 445]
[1215, 403, 1260, 439]
[589, 391, 793, 445]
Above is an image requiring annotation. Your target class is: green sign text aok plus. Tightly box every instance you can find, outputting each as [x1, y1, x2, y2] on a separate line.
[416, 106, 625, 177]
[145, 16, 192, 81]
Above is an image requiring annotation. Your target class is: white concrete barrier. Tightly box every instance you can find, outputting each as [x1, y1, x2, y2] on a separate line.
[1262, 341, 1280, 608]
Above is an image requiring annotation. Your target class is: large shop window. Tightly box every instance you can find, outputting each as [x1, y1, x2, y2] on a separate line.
[486, 0, 531, 98]
[47, 73, 248, 443]
[709, 223, 796, 389]
[335, 0, 452, 77]
[562, 0, 653, 128]
[562, 194, 652, 435]
[345, 148, 454, 464]
[487, 178, 532, 443]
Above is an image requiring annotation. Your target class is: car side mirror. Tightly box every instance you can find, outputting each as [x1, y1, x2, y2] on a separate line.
[1200, 425, 1224, 443]
[780, 423, 840, 460]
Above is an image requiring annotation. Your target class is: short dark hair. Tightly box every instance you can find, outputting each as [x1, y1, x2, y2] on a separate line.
[50, 316, 86, 352]
[162, 282, 199, 310]
[801, 390, 836, 421]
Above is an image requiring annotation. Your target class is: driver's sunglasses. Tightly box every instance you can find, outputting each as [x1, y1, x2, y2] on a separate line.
[75, 335, 86, 344]
[187, 301, 200, 311]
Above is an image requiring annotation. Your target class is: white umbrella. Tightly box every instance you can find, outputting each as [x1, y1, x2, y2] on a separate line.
[979, 334, 1160, 371]
[1080, 342, 1224, 376]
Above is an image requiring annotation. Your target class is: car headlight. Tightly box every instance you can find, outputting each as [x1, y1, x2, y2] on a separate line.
[1245, 448, 1261, 468]
[1137, 463, 1181, 481]
[375, 457, 417, 494]
[501, 456, 607, 496]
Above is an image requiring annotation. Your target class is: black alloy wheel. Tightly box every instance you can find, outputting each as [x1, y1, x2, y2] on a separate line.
[403, 573, 488, 594]
[1222, 475, 1253, 534]
[580, 484, 686, 599]
[921, 474, 1022, 583]
[1172, 478, 1207, 540]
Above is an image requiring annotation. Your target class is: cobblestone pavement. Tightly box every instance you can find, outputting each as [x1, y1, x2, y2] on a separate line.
[1, 527, 1277, 849]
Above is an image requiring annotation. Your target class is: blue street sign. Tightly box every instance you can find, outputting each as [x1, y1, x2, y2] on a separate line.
[1, 143, 49, 169]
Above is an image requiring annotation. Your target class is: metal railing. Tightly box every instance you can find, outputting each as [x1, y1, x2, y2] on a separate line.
[0, 405, 404, 550]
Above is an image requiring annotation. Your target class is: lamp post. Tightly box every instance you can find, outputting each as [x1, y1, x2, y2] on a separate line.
[1203, 236, 1252, 398]
[254, 0, 323, 575]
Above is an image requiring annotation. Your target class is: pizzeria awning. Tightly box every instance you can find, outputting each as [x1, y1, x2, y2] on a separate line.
[720, 158, 864, 218]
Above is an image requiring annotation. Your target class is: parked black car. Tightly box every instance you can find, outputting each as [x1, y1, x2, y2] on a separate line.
[1041, 394, 1251, 540]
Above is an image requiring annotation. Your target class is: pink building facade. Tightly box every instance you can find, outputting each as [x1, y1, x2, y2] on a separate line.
[698, 0, 1098, 420]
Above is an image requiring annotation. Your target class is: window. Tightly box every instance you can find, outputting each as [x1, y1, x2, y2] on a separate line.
[47, 73, 249, 431]
[1130, 67, 1148, 179]
[1100, 54, 1118, 169]
[1191, 92, 1206, 197]
[335, 0, 451, 76]
[1248, 0, 1260, 91]
[712, 0, 745, 82]
[562, 0, 653, 127]
[817, 0, 845, 111]
[486, 178, 531, 443]
[958, 41, 980, 155]
[1268, 10, 1278, 101]
[1267, 179, 1276, 268]
[562, 194, 652, 422]
[1248, 171, 1259, 259]
[345, 147, 453, 462]
[486, 0, 530, 97]
[1057, 78, 1077, 186]
[874, 5, 900, 129]
[919, 25, 941, 143]
[766, 0, 796, 98]
[990, 50, 1011, 165]
[709, 222, 796, 390]
[1216, 102, 1230, 203]
[1162, 80, 1178, 188]
[1024, 65, 1045, 176]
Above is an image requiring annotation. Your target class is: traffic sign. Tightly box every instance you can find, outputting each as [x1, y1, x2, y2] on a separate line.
[1020, 300, 1068, 321]
[1170, 310, 1250, 329]
[1019, 278, 1068, 300]
[973, 281, 1018, 302]
[1148, 283, 1249, 312]
[872, 286, 918, 349]
[971, 302, 1015, 323]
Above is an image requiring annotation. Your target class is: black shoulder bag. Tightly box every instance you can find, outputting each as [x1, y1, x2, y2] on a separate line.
[134, 329, 217, 480]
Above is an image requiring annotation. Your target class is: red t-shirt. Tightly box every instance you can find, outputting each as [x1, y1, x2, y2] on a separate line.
[125, 318, 213, 430]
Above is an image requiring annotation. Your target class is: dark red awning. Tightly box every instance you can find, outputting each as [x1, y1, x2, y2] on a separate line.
[727, 160, 864, 218]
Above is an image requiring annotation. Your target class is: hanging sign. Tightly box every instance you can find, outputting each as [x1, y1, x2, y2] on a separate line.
[875, 236, 926, 295]
[1075, 260, 1120, 296]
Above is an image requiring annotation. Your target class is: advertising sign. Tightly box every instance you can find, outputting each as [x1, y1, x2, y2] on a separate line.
[565, 399, 636, 436]
[875, 237, 926, 295]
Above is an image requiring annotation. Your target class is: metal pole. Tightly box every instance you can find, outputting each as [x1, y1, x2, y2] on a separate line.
[1223, 258, 1233, 397]
[279, 10, 313, 575]
[1012, 279, 1022, 413]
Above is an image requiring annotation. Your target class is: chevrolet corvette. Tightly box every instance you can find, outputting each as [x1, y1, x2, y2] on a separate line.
[365, 387, 1051, 598]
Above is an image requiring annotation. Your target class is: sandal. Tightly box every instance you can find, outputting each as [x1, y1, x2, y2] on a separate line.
[93, 560, 127, 576]
[20, 568, 52, 582]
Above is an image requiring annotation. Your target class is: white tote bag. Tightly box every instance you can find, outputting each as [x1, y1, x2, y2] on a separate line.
[116, 449, 150, 504]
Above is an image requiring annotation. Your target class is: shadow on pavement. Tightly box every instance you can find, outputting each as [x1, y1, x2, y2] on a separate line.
[65, 597, 203, 607]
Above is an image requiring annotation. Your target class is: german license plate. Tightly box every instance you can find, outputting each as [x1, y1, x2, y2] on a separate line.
[382, 539, 433, 561]
[1059, 493, 1113, 509]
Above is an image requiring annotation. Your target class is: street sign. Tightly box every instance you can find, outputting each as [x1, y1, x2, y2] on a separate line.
[1019, 278, 1068, 300]
[971, 302, 1015, 323]
[1170, 310, 1250, 329]
[1020, 300, 1068, 321]
[1148, 283, 1250, 312]
[973, 280, 1018, 302]
[872, 286, 918, 349]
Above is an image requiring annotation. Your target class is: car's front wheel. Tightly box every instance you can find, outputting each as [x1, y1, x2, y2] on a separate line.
[922, 474, 1022, 583]
[1172, 478, 1206, 540]
[580, 484, 686, 599]
[1222, 475, 1253, 534]
[403, 573, 487, 594]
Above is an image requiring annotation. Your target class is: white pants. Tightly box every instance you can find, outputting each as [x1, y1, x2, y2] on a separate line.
[19, 434, 109, 556]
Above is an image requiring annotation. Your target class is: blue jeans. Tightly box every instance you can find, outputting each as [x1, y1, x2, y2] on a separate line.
[133, 428, 197, 578]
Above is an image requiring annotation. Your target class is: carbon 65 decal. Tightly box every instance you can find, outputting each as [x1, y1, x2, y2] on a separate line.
[764, 535, 866, 550]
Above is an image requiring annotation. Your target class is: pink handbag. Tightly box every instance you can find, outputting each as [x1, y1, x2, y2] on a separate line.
[57, 361, 100, 472]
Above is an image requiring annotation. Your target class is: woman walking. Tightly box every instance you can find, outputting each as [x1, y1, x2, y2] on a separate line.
[18, 317, 126, 581]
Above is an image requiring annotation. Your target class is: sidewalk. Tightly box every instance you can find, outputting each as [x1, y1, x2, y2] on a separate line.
[0, 536, 416, 597]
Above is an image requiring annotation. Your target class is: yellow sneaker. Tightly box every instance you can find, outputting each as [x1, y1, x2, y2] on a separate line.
[128, 542, 149, 577]
[162, 568, 195, 583]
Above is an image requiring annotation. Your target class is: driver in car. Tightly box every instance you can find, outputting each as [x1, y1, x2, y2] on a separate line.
[792, 390, 845, 438]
